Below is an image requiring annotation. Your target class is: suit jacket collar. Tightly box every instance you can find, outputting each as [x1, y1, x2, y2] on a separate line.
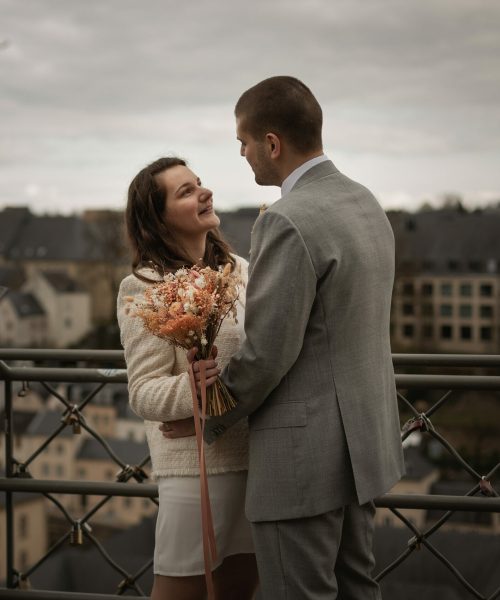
[291, 160, 338, 193]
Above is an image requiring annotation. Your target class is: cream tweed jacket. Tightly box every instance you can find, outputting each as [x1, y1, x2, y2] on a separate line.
[117, 257, 249, 479]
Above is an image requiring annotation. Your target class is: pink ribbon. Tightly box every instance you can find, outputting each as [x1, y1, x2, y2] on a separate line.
[189, 361, 217, 599]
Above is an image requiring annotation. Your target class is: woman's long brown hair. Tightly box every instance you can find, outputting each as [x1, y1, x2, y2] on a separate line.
[125, 157, 235, 282]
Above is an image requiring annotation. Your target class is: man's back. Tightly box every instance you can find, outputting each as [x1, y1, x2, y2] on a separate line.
[242, 160, 404, 521]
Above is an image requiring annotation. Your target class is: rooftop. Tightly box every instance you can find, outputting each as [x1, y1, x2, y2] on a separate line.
[3, 290, 45, 317]
[388, 208, 500, 274]
[76, 436, 148, 463]
[0, 207, 128, 263]
[26, 410, 73, 438]
[41, 270, 83, 293]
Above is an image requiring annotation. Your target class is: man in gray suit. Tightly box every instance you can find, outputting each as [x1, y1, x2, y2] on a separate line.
[188, 76, 403, 598]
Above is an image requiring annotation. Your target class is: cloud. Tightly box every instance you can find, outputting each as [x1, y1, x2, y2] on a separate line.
[1, 0, 499, 213]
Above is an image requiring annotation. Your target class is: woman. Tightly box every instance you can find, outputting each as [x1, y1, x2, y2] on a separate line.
[117, 157, 258, 600]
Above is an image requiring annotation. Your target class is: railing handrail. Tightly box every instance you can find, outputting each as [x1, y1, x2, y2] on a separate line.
[0, 348, 124, 363]
[0, 591, 133, 600]
[0, 361, 128, 383]
[2, 360, 500, 389]
[1, 348, 500, 367]
[1, 477, 499, 513]
[2, 350, 500, 597]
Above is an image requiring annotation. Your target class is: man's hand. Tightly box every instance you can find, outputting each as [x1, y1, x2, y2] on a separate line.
[187, 346, 220, 390]
[159, 418, 196, 439]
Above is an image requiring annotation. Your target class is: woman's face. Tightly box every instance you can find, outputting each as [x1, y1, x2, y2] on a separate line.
[157, 165, 220, 238]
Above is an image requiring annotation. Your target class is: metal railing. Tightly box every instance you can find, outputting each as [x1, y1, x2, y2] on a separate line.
[1, 350, 500, 599]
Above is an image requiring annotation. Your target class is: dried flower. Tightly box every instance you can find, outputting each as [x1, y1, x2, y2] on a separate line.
[128, 263, 243, 415]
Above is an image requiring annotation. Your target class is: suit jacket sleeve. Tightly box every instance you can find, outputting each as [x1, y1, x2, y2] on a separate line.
[204, 209, 317, 443]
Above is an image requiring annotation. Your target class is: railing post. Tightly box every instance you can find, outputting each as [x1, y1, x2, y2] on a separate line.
[3, 378, 15, 588]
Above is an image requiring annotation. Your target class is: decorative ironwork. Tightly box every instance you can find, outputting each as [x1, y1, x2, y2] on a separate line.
[1, 350, 500, 599]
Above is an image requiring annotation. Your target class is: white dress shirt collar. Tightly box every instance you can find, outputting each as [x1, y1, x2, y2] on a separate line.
[281, 154, 329, 196]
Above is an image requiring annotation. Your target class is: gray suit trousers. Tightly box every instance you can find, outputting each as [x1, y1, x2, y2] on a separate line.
[252, 503, 381, 600]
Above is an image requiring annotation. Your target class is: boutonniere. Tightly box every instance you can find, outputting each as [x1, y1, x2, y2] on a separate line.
[250, 204, 269, 258]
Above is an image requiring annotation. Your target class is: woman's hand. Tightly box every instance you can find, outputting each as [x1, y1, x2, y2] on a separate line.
[160, 417, 196, 439]
[187, 346, 220, 389]
[161, 346, 221, 439]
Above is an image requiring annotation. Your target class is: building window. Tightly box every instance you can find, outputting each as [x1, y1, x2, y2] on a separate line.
[56, 443, 65, 455]
[460, 283, 472, 297]
[480, 284, 493, 297]
[402, 303, 414, 316]
[469, 260, 482, 272]
[422, 303, 434, 317]
[64, 318, 72, 328]
[440, 283, 453, 296]
[460, 326, 472, 340]
[422, 324, 433, 338]
[56, 465, 65, 477]
[106, 469, 115, 481]
[422, 260, 435, 271]
[123, 497, 133, 509]
[480, 305, 494, 319]
[19, 514, 28, 538]
[80, 495, 88, 509]
[448, 260, 460, 271]
[403, 324, 414, 338]
[42, 463, 50, 476]
[440, 304, 453, 317]
[441, 325, 453, 339]
[459, 304, 472, 318]
[77, 468, 86, 479]
[422, 283, 433, 296]
[402, 283, 414, 296]
[480, 327, 492, 341]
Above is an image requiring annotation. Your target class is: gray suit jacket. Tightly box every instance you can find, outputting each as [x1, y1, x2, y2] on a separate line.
[205, 160, 404, 522]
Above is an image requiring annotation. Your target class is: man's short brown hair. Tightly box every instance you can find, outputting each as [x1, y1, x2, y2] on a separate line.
[235, 76, 323, 153]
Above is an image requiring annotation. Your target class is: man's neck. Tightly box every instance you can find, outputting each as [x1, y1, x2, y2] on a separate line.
[279, 150, 324, 186]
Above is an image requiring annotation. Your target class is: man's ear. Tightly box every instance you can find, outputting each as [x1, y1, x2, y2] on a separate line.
[266, 133, 280, 157]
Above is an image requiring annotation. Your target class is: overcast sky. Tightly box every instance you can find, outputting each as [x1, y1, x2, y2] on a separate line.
[1, 0, 500, 215]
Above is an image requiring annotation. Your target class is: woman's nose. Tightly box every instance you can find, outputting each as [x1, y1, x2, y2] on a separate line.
[200, 187, 213, 201]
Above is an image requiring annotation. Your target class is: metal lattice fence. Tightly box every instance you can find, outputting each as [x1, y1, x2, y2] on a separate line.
[1, 350, 500, 599]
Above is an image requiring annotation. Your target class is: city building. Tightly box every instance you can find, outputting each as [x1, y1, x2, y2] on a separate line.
[0, 290, 47, 347]
[74, 437, 155, 527]
[376, 443, 440, 530]
[22, 270, 92, 348]
[388, 208, 500, 353]
[0, 486, 48, 582]
[0, 206, 129, 326]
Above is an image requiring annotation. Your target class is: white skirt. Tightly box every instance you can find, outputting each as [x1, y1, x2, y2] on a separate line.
[154, 471, 254, 576]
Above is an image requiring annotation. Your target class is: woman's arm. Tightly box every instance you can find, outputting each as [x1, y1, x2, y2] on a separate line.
[117, 275, 194, 422]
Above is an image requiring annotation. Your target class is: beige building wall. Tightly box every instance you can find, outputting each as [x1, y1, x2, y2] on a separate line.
[115, 419, 146, 443]
[375, 470, 440, 530]
[0, 300, 48, 347]
[0, 497, 48, 582]
[392, 274, 499, 353]
[84, 404, 117, 438]
[22, 260, 129, 325]
[23, 272, 92, 348]
[20, 434, 79, 483]
[73, 458, 155, 527]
